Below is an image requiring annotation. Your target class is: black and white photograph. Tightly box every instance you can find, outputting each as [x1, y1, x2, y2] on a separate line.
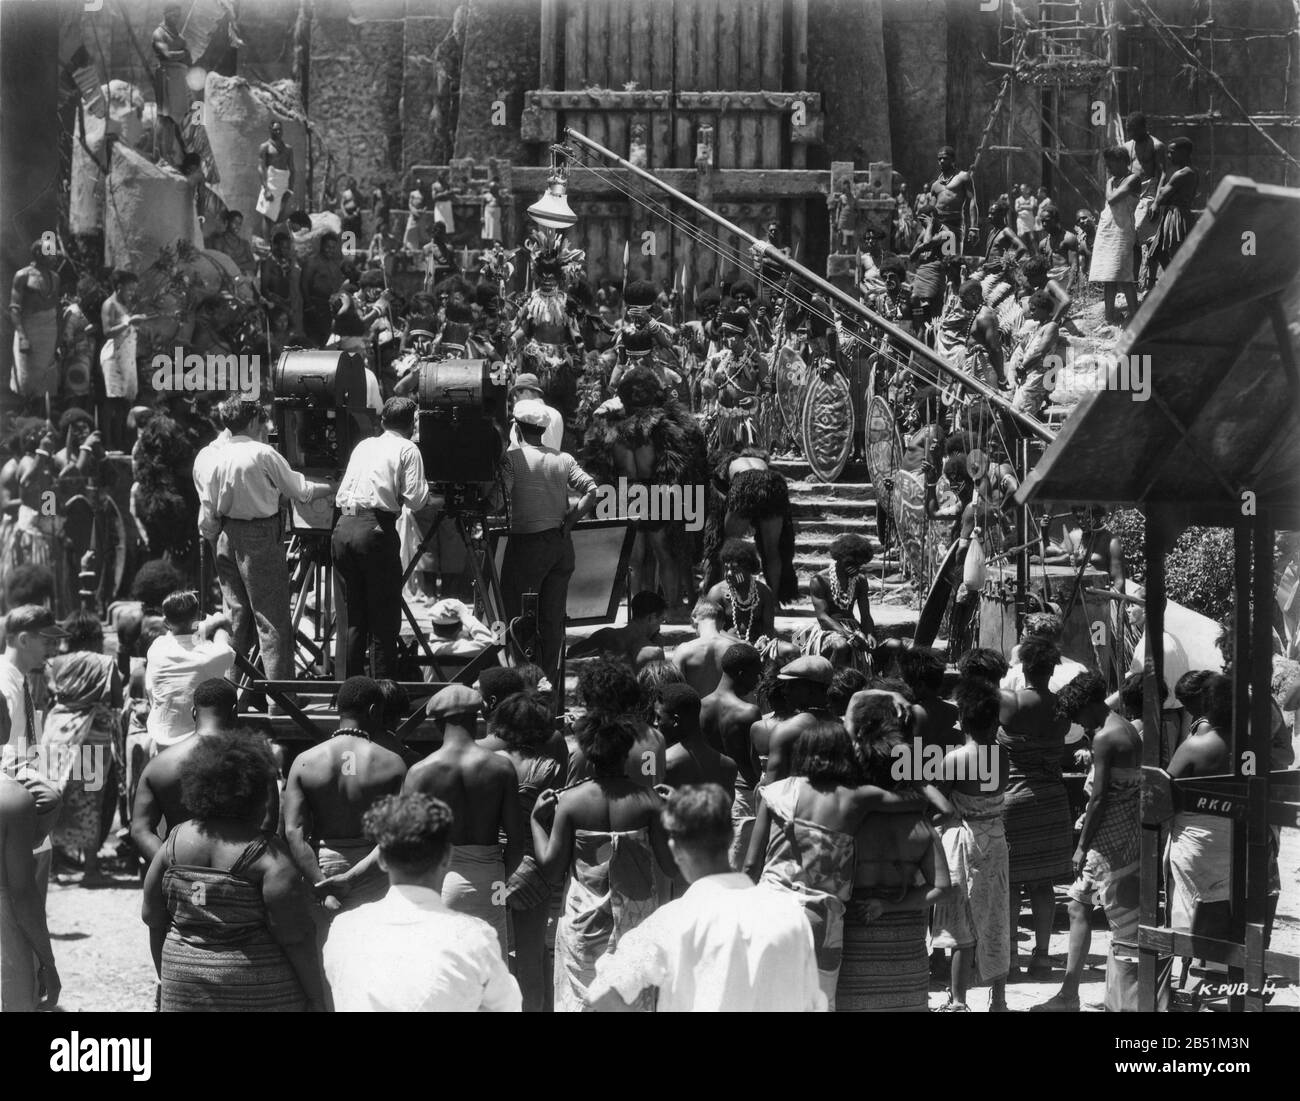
[0, 0, 1297, 1054]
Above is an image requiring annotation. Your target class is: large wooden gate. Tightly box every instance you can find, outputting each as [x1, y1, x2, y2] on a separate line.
[520, 0, 824, 290]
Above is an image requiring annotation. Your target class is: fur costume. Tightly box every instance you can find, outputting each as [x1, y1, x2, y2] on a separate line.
[700, 446, 797, 605]
[581, 366, 707, 597]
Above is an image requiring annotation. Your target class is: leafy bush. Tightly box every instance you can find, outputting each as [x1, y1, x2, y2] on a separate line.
[1109, 509, 1235, 623]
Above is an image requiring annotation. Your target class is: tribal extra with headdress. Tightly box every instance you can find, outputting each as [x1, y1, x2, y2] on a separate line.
[699, 443, 797, 605]
[581, 365, 708, 591]
[515, 246, 585, 428]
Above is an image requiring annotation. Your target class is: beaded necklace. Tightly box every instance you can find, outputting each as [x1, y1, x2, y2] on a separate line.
[727, 576, 760, 640]
[824, 568, 860, 612]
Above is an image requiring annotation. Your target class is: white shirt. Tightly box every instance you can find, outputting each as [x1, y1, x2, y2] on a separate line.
[587, 873, 827, 1012]
[323, 883, 521, 1012]
[200, 433, 314, 536]
[508, 402, 565, 451]
[144, 632, 235, 747]
[0, 654, 33, 775]
[335, 429, 430, 514]
[193, 429, 232, 538]
[428, 613, 497, 658]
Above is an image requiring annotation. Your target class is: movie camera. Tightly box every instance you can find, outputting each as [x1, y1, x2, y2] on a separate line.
[270, 349, 378, 531]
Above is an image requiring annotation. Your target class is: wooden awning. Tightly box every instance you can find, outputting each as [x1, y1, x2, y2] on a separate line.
[1017, 176, 1300, 529]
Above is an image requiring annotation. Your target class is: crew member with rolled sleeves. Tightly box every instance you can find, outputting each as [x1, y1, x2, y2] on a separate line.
[333, 396, 430, 678]
[500, 399, 597, 675]
[198, 399, 335, 692]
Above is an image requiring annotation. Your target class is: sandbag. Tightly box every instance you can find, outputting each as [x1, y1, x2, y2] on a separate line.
[203, 72, 307, 224]
[104, 144, 203, 272]
[70, 80, 146, 235]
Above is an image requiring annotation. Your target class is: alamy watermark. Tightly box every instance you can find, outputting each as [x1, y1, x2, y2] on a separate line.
[1041, 349, 1152, 403]
[150, 348, 261, 400]
[14, 745, 111, 792]
[890, 737, 1001, 792]
[592, 477, 705, 532]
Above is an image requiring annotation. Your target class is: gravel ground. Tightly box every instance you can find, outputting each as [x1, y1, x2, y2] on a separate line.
[39, 818, 1299, 1014]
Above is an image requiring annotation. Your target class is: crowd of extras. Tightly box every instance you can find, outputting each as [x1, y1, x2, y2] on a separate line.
[4, 562, 1294, 1013]
[6, 113, 1198, 528]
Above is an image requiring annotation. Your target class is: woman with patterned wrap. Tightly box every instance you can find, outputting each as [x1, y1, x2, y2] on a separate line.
[142, 730, 325, 1012]
[838, 691, 953, 1012]
[997, 635, 1072, 976]
[531, 712, 675, 1012]
[42, 612, 122, 882]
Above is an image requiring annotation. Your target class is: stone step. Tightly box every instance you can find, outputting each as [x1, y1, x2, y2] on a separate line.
[792, 524, 880, 546]
[786, 480, 875, 500]
[773, 457, 872, 483]
[791, 500, 878, 520]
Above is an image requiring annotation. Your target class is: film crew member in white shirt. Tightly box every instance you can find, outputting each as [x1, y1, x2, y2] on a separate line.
[322, 792, 521, 1012]
[144, 591, 236, 753]
[585, 784, 827, 1012]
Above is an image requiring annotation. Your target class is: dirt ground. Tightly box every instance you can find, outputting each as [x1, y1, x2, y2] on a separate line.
[40, 817, 1300, 1014]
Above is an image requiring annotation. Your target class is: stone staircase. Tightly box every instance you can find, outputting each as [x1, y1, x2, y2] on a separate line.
[563, 455, 922, 670]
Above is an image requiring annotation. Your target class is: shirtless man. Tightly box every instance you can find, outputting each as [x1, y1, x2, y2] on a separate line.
[936, 280, 1004, 392]
[1123, 112, 1167, 253]
[402, 685, 524, 957]
[926, 145, 979, 246]
[671, 599, 742, 697]
[659, 684, 737, 797]
[704, 539, 781, 655]
[150, 4, 190, 164]
[130, 678, 275, 867]
[476, 666, 569, 773]
[1, 723, 59, 1010]
[761, 656, 836, 784]
[257, 120, 296, 237]
[285, 677, 407, 916]
[899, 646, 960, 754]
[567, 590, 667, 668]
[700, 644, 763, 867]
[701, 643, 763, 766]
[1044, 505, 1125, 591]
[1035, 672, 1143, 1012]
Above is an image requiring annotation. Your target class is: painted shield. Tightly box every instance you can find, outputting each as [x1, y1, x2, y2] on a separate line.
[801, 367, 855, 484]
[914, 537, 961, 648]
[864, 394, 902, 517]
[774, 343, 808, 434]
[891, 467, 931, 588]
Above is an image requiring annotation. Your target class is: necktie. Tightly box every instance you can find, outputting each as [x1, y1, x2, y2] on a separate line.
[22, 677, 37, 752]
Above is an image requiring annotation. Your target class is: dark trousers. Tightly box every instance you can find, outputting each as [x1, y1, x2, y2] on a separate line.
[332, 510, 402, 679]
[215, 515, 294, 681]
[501, 528, 573, 674]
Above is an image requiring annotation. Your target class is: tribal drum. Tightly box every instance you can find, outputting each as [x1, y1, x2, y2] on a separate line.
[978, 562, 1120, 677]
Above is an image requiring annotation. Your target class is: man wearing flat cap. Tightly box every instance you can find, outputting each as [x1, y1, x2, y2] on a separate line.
[761, 655, 836, 784]
[500, 398, 597, 677]
[403, 685, 524, 958]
